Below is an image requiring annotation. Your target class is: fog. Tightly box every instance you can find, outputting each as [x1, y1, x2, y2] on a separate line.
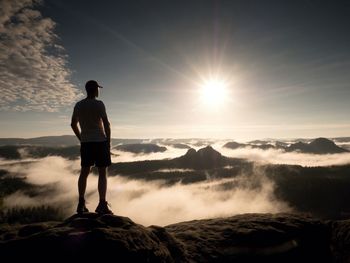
[110, 140, 350, 167]
[219, 146, 350, 167]
[110, 146, 188, 163]
[1, 156, 290, 226]
[110, 141, 211, 163]
[337, 142, 350, 151]
[3, 138, 350, 167]
[2, 140, 350, 225]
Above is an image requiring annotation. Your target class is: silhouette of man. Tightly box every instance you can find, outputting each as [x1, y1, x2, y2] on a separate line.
[71, 80, 113, 215]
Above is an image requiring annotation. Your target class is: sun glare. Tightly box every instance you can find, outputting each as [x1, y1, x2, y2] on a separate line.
[199, 78, 229, 107]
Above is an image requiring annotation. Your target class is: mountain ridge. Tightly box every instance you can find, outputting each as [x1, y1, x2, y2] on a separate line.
[1, 212, 349, 262]
[224, 137, 348, 154]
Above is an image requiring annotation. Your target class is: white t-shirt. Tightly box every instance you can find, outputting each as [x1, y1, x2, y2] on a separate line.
[73, 98, 108, 142]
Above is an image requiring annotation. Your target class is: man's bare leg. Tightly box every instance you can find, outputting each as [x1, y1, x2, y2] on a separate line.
[78, 166, 91, 199]
[77, 166, 91, 213]
[97, 167, 107, 201]
[95, 166, 112, 214]
[95, 167, 113, 215]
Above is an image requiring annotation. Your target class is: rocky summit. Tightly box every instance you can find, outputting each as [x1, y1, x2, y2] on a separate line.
[0, 213, 350, 262]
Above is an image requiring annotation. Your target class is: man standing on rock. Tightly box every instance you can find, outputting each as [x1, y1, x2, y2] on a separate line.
[71, 80, 113, 215]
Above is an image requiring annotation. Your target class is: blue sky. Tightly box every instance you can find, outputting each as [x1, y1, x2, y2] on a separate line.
[1, 0, 350, 139]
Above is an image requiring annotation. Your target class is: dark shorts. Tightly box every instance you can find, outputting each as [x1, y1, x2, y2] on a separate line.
[80, 141, 112, 167]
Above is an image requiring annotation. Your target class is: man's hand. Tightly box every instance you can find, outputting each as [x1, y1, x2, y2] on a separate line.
[71, 118, 81, 142]
[71, 124, 81, 142]
[102, 116, 111, 149]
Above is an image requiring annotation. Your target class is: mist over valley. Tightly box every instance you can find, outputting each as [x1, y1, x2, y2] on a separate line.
[1, 136, 350, 225]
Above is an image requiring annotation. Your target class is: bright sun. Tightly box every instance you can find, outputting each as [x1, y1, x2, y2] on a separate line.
[199, 78, 229, 107]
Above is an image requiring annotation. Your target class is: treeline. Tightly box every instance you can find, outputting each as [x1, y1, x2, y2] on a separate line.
[0, 206, 64, 224]
[0, 145, 80, 160]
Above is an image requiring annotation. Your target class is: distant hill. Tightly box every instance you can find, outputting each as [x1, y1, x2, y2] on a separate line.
[0, 137, 348, 161]
[0, 145, 80, 160]
[0, 136, 144, 147]
[170, 143, 191, 149]
[252, 144, 276, 150]
[223, 141, 276, 150]
[146, 139, 191, 149]
[2, 212, 350, 262]
[175, 146, 226, 169]
[223, 141, 246, 149]
[286, 137, 348, 154]
[333, 137, 350, 143]
[2, 135, 349, 152]
[109, 146, 241, 172]
[114, 143, 167, 154]
[224, 138, 348, 154]
[248, 139, 269, 144]
[0, 135, 79, 146]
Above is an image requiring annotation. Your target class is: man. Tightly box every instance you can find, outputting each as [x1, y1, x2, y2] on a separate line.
[71, 80, 113, 215]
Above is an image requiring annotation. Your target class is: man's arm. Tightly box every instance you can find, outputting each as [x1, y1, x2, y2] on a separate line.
[71, 111, 81, 142]
[102, 116, 111, 144]
[100, 102, 111, 145]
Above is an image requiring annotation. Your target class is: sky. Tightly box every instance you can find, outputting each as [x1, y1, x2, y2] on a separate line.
[1, 0, 350, 140]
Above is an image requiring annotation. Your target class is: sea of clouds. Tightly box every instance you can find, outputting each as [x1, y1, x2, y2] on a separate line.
[2, 139, 350, 226]
[1, 155, 289, 226]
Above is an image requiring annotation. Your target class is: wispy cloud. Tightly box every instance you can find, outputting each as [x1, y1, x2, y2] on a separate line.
[0, 0, 82, 112]
[2, 156, 289, 226]
[219, 146, 350, 167]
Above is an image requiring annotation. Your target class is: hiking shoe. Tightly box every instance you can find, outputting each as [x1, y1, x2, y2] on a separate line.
[76, 199, 89, 214]
[95, 201, 113, 215]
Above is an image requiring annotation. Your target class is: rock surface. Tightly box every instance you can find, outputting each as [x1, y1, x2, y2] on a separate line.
[1, 213, 350, 262]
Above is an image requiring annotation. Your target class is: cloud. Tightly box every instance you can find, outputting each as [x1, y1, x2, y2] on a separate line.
[111, 145, 189, 163]
[2, 156, 290, 226]
[110, 174, 289, 226]
[4, 143, 350, 225]
[218, 145, 350, 167]
[0, 0, 82, 112]
[114, 140, 350, 167]
[3, 138, 350, 167]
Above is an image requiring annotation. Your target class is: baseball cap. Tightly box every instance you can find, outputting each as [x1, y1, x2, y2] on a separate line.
[85, 80, 103, 91]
